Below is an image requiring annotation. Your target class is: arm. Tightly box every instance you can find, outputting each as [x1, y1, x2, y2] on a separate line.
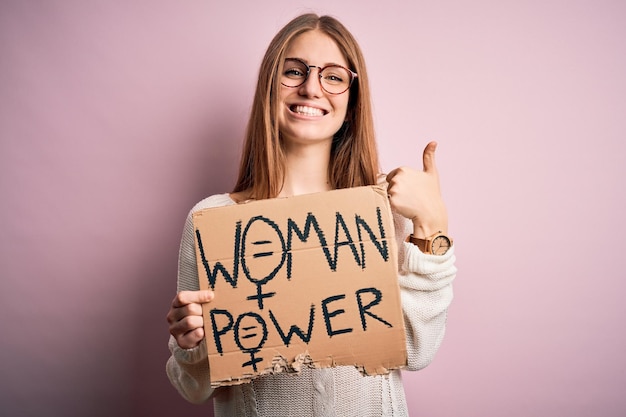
[166, 335, 213, 404]
[396, 219, 456, 370]
[165, 204, 217, 404]
[386, 141, 456, 369]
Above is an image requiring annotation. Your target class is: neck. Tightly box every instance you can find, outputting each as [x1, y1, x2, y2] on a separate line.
[278, 141, 332, 197]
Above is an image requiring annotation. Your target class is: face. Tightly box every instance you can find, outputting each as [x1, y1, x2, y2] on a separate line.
[277, 30, 351, 147]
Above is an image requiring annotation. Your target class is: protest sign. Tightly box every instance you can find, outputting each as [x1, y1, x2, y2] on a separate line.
[193, 185, 407, 387]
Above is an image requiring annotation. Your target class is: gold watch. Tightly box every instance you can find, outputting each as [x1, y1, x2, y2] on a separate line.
[407, 231, 453, 255]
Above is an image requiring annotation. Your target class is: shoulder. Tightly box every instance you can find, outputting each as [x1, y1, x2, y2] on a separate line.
[189, 193, 236, 214]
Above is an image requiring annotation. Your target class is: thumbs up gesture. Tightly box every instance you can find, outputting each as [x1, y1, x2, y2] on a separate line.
[386, 141, 448, 239]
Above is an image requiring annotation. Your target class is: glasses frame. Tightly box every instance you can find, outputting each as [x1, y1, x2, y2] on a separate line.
[280, 57, 358, 95]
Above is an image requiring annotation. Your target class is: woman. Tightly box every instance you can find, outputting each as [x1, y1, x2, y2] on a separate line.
[166, 13, 456, 416]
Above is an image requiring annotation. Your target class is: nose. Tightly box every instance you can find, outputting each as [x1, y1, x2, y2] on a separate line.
[298, 66, 323, 97]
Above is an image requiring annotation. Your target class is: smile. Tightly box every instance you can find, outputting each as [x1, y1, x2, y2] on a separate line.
[290, 105, 327, 117]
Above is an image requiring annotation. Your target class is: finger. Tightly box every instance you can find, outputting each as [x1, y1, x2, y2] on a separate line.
[386, 166, 411, 184]
[170, 314, 205, 337]
[167, 301, 204, 324]
[177, 327, 206, 350]
[385, 168, 399, 184]
[172, 290, 214, 308]
[422, 141, 438, 173]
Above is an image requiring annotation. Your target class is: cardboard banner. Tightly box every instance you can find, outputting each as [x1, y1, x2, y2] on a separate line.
[193, 185, 407, 387]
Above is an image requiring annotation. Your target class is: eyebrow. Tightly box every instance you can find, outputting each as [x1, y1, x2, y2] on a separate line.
[285, 57, 345, 68]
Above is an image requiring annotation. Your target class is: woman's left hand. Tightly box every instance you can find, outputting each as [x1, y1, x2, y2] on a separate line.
[386, 141, 448, 239]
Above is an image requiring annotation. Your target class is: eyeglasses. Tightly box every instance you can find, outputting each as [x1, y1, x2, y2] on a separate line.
[281, 58, 358, 95]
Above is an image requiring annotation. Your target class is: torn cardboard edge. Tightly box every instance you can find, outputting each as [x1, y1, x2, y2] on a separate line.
[193, 185, 408, 387]
[206, 351, 404, 388]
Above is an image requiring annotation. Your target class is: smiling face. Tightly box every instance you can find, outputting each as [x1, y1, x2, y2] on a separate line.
[277, 30, 351, 148]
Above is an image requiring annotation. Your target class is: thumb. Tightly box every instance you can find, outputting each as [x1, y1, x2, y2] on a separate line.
[173, 290, 214, 307]
[422, 141, 438, 173]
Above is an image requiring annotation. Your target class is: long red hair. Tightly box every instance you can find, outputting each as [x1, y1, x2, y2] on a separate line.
[232, 13, 379, 199]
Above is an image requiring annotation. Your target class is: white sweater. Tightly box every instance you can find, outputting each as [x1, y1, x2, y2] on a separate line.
[166, 193, 456, 417]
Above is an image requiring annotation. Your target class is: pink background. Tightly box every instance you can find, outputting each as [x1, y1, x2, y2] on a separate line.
[1, 1, 624, 416]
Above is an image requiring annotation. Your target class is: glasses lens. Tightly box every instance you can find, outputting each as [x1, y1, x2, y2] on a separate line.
[319, 66, 352, 94]
[281, 59, 355, 94]
[282, 59, 309, 88]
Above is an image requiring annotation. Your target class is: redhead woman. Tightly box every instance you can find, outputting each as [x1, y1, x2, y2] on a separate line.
[166, 13, 456, 417]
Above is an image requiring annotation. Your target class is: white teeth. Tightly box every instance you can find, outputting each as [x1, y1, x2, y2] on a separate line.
[293, 105, 324, 116]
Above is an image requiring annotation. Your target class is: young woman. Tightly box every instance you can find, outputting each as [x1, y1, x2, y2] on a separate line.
[166, 13, 456, 416]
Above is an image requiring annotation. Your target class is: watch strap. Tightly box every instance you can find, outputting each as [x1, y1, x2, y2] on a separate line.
[407, 234, 429, 253]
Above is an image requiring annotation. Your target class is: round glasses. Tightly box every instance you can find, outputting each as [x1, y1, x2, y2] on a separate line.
[281, 58, 358, 95]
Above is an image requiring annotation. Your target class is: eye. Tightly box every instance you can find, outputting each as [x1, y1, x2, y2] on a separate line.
[325, 74, 344, 83]
[284, 67, 305, 78]
[321, 67, 349, 85]
[283, 59, 308, 80]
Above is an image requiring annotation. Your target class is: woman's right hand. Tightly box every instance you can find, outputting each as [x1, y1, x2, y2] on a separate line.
[166, 290, 214, 349]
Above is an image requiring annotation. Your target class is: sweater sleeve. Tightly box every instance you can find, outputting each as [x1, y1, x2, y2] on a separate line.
[393, 213, 456, 371]
[165, 195, 234, 403]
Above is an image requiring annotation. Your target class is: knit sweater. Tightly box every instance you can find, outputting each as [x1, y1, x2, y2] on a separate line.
[166, 193, 456, 417]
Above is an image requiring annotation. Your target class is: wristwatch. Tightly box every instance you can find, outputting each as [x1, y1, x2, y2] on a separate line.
[407, 231, 453, 255]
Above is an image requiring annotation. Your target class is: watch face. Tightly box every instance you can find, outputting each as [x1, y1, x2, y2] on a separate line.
[431, 235, 451, 255]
